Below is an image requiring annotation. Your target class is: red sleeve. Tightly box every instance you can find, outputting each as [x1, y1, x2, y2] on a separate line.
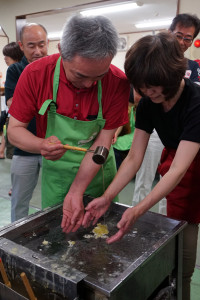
[101, 66, 130, 130]
[9, 66, 38, 123]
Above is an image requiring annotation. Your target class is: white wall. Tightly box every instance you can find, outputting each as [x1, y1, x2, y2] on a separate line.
[0, 0, 99, 42]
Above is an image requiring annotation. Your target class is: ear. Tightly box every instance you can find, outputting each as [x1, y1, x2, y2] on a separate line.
[18, 41, 24, 52]
[57, 42, 61, 54]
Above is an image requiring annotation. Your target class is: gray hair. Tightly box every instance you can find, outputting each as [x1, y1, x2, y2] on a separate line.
[60, 15, 119, 61]
[20, 23, 48, 41]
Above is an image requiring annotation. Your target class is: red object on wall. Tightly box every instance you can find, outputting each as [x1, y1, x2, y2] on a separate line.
[194, 39, 200, 48]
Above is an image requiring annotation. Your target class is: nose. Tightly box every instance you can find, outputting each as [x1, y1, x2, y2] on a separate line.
[144, 88, 154, 97]
[82, 80, 94, 88]
[34, 46, 42, 56]
[179, 38, 185, 46]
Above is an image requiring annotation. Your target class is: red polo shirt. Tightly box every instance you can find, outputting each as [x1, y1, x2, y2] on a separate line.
[10, 53, 130, 138]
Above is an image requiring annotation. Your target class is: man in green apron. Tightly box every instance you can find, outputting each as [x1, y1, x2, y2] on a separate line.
[8, 15, 130, 233]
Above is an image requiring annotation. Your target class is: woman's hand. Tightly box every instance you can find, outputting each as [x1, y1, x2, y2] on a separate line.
[82, 195, 111, 228]
[107, 207, 138, 244]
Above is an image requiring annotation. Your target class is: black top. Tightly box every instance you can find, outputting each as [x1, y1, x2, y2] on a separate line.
[135, 79, 200, 149]
[5, 56, 39, 156]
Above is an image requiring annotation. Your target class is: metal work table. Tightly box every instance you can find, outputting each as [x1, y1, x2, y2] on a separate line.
[0, 196, 187, 300]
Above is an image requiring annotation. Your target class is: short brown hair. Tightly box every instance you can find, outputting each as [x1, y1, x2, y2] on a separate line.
[124, 31, 187, 100]
[3, 42, 24, 62]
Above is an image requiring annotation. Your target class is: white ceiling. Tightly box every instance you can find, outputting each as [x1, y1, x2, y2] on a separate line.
[25, 0, 178, 39]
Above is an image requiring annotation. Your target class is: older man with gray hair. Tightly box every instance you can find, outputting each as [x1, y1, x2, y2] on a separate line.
[8, 15, 130, 232]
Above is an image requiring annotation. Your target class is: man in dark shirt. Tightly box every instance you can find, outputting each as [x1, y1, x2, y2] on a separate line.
[169, 13, 200, 84]
[5, 23, 49, 221]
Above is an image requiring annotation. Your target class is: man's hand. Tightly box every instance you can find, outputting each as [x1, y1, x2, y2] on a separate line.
[82, 195, 111, 228]
[7, 98, 13, 109]
[40, 136, 65, 160]
[61, 193, 84, 233]
[106, 207, 137, 244]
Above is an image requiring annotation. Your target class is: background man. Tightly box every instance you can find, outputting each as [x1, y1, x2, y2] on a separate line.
[5, 23, 49, 221]
[169, 13, 200, 84]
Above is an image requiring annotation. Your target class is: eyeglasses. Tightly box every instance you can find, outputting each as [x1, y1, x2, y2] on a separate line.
[174, 33, 193, 45]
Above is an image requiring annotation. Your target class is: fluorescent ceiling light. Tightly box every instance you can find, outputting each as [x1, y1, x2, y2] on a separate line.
[80, 2, 138, 16]
[135, 19, 172, 28]
[48, 31, 63, 40]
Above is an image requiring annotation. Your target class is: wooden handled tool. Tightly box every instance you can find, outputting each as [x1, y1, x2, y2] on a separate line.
[63, 144, 94, 152]
[20, 272, 37, 300]
[0, 258, 11, 288]
[63, 144, 109, 164]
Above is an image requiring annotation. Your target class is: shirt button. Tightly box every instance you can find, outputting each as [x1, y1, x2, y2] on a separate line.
[76, 103, 79, 107]
[74, 116, 77, 120]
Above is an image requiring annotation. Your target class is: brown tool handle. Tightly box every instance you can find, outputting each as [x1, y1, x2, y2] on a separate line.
[0, 258, 11, 288]
[63, 144, 88, 152]
[20, 272, 37, 300]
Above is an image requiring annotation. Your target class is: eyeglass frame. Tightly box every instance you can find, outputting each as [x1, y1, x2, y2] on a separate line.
[173, 32, 193, 45]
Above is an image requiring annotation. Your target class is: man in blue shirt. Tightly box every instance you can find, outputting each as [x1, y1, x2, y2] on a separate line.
[5, 23, 49, 221]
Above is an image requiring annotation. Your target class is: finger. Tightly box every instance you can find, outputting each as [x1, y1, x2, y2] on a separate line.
[117, 214, 131, 230]
[65, 217, 82, 233]
[62, 221, 72, 232]
[82, 211, 92, 227]
[85, 202, 97, 211]
[71, 222, 82, 232]
[64, 223, 75, 233]
[61, 214, 70, 228]
[106, 230, 124, 244]
[71, 210, 82, 225]
[61, 209, 72, 229]
[48, 136, 60, 143]
[92, 216, 100, 226]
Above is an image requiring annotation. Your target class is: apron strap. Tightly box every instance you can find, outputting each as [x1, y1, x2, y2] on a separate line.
[39, 99, 57, 115]
[38, 57, 61, 116]
[97, 80, 103, 120]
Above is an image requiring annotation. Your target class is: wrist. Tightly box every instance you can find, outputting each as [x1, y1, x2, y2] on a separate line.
[103, 192, 114, 204]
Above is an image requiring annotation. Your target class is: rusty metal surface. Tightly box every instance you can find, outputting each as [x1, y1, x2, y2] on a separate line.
[0, 196, 187, 299]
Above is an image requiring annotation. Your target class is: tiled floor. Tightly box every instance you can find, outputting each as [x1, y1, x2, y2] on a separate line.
[0, 156, 199, 298]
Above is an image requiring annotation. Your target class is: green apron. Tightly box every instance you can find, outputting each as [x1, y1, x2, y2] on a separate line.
[114, 106, 135, 151]
[39, 57, 117, 208]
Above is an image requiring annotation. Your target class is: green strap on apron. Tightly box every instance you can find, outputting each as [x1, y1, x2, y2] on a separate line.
[39, 56, 61, 115]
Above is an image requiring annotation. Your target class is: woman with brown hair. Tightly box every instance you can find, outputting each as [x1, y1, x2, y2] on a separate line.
[0, 42, 23, 160]
[83, 31, 200, 300]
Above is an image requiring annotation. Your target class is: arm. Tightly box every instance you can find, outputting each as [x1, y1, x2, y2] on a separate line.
[61, 127, 117, 233]
[112, 126, 123, 144]
[107, 140, 200, 243]
[8, 116, 66, 160]
[61, 128, 117, 231]
[6, 97, 13, 109]
[82, 128, 150, 226]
